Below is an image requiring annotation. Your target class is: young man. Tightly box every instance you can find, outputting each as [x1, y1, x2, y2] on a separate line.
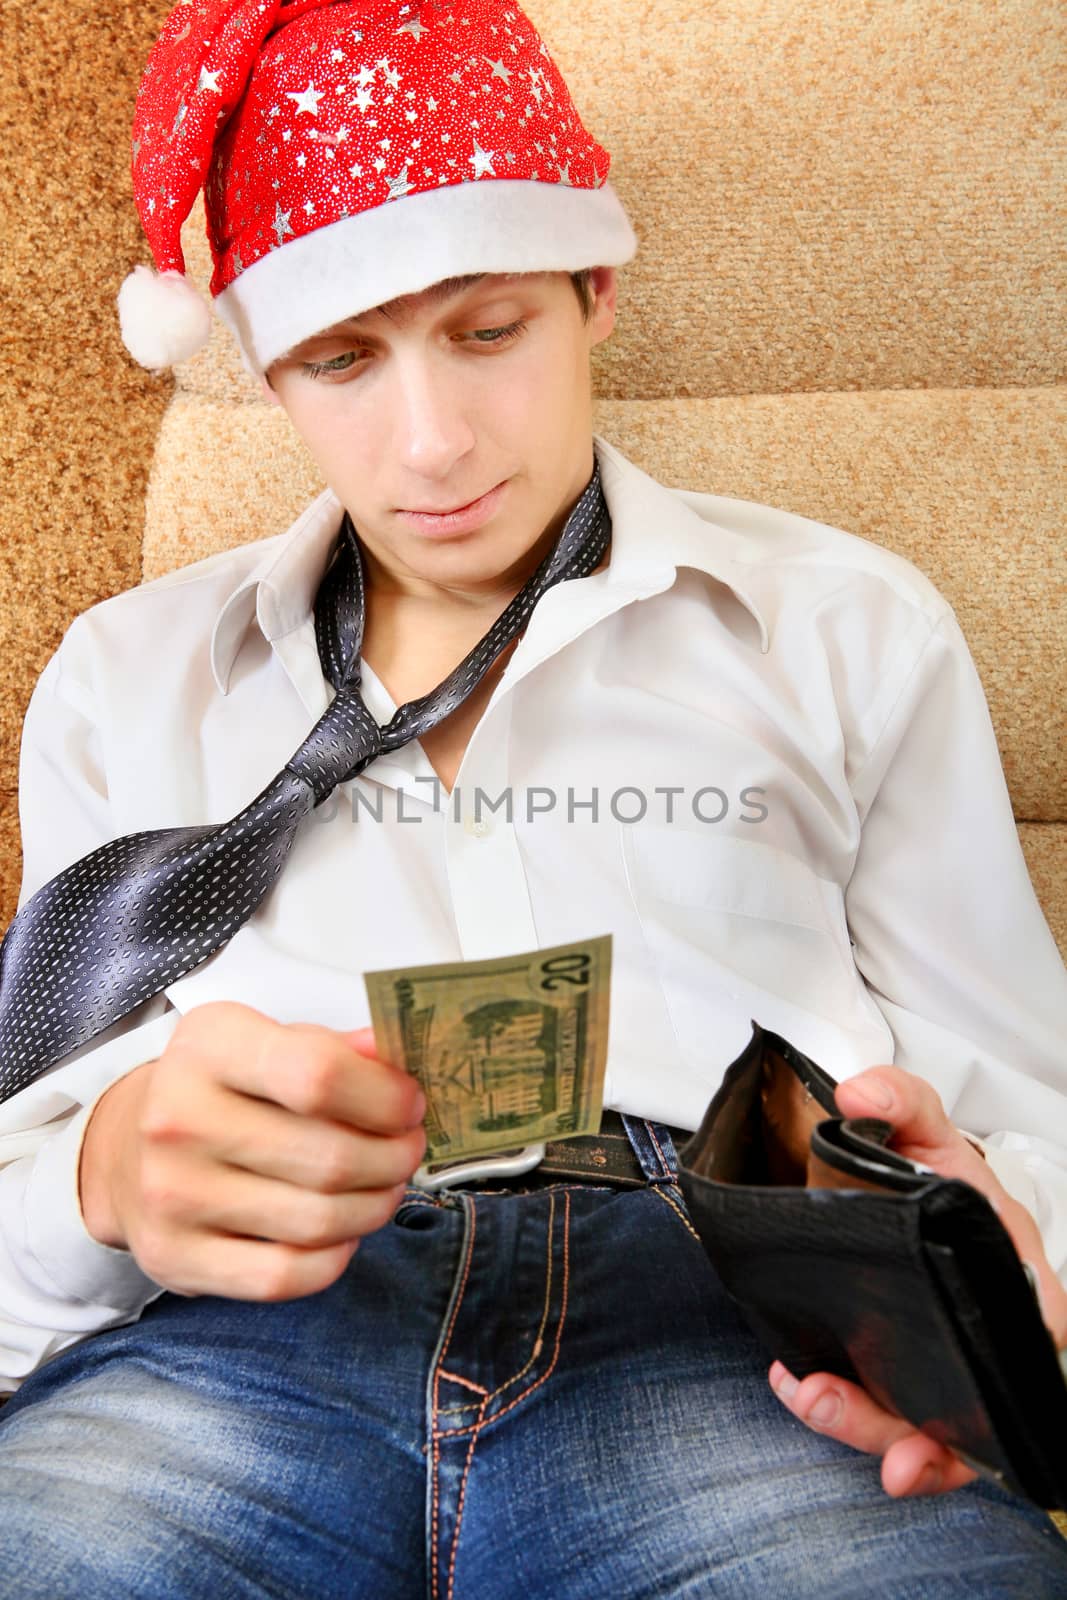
[0, 1, 1065, 1593]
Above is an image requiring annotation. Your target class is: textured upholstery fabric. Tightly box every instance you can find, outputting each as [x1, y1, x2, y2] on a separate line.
[1, 0, 1064, 1540]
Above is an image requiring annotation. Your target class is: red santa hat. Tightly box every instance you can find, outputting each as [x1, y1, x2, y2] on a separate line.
[118, 0, 637, 377]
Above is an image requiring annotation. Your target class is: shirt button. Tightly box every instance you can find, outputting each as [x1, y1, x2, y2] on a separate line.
[464, 816, 494, 839]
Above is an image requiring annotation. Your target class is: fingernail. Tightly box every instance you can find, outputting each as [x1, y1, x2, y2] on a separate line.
[852, 1076, 893, 1110]
[914, 1463, 943, 1494]
[774, 1370, 798, 1402]
[806, 1391, 842, 1427]
[411, 1089, 427, 1122]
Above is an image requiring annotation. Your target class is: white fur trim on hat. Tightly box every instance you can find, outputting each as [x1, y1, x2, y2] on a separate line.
[214, 179, 637, 377]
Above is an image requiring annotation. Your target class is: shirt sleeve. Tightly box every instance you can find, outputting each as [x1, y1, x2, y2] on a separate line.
[0, 634, 178, 1394]
[846, 608, 1067, 1286]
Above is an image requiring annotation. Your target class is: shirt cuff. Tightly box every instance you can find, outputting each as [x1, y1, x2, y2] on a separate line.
[20, 1099, 163, 1311]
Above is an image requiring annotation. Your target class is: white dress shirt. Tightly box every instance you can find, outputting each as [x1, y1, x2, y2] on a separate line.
[1, 434, 1065, 1392]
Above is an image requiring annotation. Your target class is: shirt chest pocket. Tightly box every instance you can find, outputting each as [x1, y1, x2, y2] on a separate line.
[620, 825, 858, 1055]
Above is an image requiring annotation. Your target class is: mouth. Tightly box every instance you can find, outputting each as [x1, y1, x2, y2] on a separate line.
[395, 479, 510, 538]
[402, 484, 498, 515]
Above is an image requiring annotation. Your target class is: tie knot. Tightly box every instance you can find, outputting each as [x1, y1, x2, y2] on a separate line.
[285, 687, 384, 804]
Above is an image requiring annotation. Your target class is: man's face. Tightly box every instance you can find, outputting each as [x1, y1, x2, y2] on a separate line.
[264, 268, 617, 596]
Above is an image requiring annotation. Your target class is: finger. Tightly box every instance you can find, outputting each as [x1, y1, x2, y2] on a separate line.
[140, 1155, 410, 1249]
[838, 1064, 1007, 1225]
[880, 1431, 978, 1498]
[834, 1071, 1067, 1348]
[263, 1025, 426, 1132]
[211, 1170, 409, 1250]
[135, 1227, 365, 1303]
[345, 1025, 383, 1060]
[199, 1083, 428, 1192]
[769, 1361, 912, 1453]
[833, 1065, 979, 1180]
[172, 1006, 425, 1133]
[770, 1361, 935, 1459]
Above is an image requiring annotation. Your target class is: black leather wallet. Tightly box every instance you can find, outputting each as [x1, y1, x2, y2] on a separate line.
[676, 1021, 1067, 1510]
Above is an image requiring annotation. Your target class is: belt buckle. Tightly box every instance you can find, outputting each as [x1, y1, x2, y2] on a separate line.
[412, 1142, 547, 1193]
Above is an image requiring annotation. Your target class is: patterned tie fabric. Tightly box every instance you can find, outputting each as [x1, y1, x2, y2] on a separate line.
[0, 467, 610, 1102]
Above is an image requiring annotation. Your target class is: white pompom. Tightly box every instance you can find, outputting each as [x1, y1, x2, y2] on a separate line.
[117, 264, 214, 371]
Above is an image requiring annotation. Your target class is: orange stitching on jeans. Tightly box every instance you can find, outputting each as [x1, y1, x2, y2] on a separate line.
[430, 1419, 442, 1600]
[434, 1191, 556, 1419]
[430, 1203, 477, 1600]
[437, 1189, 568, 1418]
[646, 1122, 673, 1178]
[437, 1370, 488, 1396]
[445, 1394, 489, 1600]
[437, 1201, 476, 1367]
[436, 1191, 563, 1419]
[651, 1184, 700, 1241]
[481, 1188, 556, 1406]
[433, 1189, 572, 1438]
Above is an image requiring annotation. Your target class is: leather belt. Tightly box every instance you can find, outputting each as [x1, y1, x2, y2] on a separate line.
[415, 1110, 692, 1192]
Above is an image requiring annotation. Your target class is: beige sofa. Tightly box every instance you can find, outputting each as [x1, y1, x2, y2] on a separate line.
[1, 0, 1064, 1533]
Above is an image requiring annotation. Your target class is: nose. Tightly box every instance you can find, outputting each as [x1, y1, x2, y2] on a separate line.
[389, 351, 476, 483]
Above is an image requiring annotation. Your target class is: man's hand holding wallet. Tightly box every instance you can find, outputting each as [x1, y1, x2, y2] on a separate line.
[677, 1024, 1067, 1511]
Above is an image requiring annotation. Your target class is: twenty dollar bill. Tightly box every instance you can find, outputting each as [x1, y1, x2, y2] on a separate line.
[363, 935, 612, 1168]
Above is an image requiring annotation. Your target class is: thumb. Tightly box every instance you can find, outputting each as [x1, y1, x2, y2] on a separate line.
[834, 1066, 982, 1188]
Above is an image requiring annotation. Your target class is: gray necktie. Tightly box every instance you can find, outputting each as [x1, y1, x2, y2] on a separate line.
[0, 466, 610, 1102]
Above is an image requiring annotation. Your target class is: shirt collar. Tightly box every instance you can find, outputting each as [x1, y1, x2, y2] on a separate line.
[593, 436, 769, 652]
[209, 433, 770, 695]
[209, 490, 346, 695]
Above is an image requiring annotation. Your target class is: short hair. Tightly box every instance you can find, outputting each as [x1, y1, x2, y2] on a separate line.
[569, 268, 595, 322]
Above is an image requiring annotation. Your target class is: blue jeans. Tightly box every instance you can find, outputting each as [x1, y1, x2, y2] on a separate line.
[0, 1117, 1064, 1599]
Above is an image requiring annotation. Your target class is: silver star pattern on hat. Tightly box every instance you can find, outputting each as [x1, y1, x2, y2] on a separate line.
[195, 1, 609, 295]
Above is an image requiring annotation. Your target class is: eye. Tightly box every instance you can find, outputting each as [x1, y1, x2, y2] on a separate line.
[298, 319, 528, 381]
[464, 320, 527, 346]
[301, 351, 359, 379]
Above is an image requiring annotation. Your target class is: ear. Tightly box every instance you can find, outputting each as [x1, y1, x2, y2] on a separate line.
[258, 371, 282, 406]
[587, 266, 618, 346]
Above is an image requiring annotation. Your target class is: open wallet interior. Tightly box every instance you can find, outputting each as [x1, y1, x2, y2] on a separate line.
[688, 1027, 932, 1192]
[676, 1022, 1067, 1511]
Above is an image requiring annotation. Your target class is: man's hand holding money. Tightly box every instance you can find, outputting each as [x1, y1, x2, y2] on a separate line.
[78, 1003, 427, 1302]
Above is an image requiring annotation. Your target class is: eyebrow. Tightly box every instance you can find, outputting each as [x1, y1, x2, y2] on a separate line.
[320, 274, 491, 340]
